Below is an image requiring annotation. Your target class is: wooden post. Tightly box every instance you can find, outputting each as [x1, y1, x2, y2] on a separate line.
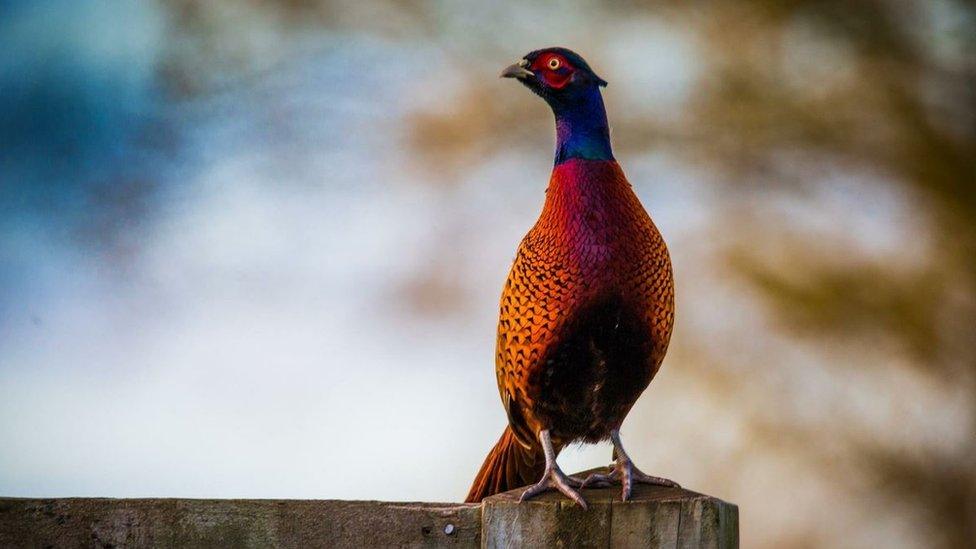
[482, 468, 738, 548]
[0, 469, 737, 548]
[0, 499, 482, 547]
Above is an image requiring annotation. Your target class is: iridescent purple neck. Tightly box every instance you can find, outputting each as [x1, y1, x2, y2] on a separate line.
[552, 85, 614, 165]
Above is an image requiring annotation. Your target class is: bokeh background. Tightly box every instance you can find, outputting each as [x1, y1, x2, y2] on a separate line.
[1, 1, 974, 547]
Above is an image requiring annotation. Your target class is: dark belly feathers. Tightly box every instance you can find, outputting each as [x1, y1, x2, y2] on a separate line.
[532, 293, 655, 443]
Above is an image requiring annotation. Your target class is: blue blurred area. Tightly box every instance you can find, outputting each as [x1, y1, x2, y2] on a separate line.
[0, 1, 168, 327]
[0, 0, 164, 212]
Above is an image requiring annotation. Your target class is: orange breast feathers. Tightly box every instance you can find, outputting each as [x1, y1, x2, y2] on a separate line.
[494, 158, 674, 446]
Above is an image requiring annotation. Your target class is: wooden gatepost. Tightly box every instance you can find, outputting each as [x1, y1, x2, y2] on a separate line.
[0, 468, 737, 547]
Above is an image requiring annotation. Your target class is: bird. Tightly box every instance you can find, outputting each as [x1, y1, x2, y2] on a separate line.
[464, 48, 679, 508]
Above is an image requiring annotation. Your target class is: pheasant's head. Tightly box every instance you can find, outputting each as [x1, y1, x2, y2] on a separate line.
[500, 47, 613, 164]
[500, 47, 607, 107]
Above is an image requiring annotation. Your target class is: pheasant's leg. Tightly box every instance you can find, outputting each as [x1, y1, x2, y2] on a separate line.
[518, 430, 588, 509]
[581, 430, 679, 501]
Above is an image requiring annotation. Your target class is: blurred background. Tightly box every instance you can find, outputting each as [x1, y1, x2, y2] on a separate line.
[1, 1, 973, 547]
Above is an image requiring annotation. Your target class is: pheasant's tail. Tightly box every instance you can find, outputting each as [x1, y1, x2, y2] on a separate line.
[464, 426, 545, 503]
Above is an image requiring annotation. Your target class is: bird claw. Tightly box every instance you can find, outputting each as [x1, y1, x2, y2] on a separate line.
[585, 459, 679, 501]
[519, 467, 588, 509]
[580, 468, 618, 489]
[631, 468, 680, 489]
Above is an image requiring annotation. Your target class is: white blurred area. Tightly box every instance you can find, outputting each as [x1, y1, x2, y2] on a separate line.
[2, 2, 972, 548]
[0, 2, 651, 501]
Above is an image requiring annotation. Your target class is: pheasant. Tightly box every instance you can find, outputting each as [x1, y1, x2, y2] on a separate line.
[464, 48, 679, 508]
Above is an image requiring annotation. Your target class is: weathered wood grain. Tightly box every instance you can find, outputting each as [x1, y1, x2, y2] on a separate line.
[481, 468, 738, 548]
[0, 469, 737, 548]
[0, 498, 480, 548]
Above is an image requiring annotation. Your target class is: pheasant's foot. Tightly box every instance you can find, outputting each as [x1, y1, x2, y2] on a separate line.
[588, 430, 680, 501]
[630, 463, 680, 489]
[564, 474, 585, 488]
[519, 465, 588, 509]
[580, 467, 618, 489]
[518, 429, 588, 509]
[619, 458, 679, 500]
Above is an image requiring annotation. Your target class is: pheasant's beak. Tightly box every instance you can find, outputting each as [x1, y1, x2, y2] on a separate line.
[500, 59, 534, 80]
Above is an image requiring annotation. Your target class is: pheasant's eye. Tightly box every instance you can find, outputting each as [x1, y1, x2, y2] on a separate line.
[548, 57, 561, 70]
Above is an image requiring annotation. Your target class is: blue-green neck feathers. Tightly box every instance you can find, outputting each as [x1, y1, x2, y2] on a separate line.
[552, 85, 613, 165]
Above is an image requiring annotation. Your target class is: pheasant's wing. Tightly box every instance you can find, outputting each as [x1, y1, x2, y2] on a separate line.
[494, 235, 581, 447]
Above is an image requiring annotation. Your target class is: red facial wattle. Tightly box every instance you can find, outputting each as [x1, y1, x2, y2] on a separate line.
[530, 54, 574, 89]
